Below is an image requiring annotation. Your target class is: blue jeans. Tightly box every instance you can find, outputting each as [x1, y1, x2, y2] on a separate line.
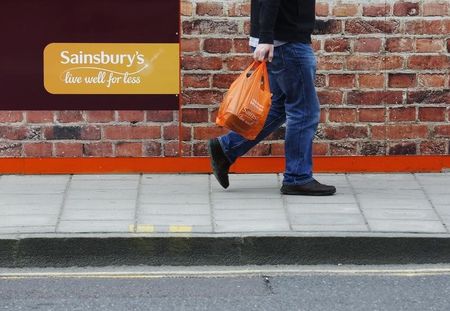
[218, 42, 320, 185]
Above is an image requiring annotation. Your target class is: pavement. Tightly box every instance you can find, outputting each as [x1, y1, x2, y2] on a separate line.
[1, 172, 450, 267]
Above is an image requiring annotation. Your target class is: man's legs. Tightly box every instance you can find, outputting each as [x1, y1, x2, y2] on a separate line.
[277, 42, 335, 195]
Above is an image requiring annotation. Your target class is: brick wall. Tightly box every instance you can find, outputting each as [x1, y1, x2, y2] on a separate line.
[0, 0, 449, 158]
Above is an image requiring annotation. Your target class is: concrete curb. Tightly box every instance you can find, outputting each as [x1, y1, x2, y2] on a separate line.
[1, 236, 450, 267]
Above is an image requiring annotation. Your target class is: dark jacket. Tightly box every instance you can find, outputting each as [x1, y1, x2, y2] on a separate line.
[250, 0, 316, 44]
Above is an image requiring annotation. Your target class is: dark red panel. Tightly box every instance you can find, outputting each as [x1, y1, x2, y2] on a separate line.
[0, 0, 180, 110]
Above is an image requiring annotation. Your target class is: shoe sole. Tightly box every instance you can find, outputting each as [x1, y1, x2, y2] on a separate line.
[280, 190, 336, 196]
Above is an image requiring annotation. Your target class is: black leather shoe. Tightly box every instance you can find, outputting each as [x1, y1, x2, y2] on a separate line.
[208, 138, 231, 189]
[281, 179, 336, 196]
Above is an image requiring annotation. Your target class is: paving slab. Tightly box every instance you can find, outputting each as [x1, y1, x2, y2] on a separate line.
[60, 209, 135, 221]
[64, 199, 136, 210]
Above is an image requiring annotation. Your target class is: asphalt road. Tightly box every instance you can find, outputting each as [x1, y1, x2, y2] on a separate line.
[1, 266, 450, 311]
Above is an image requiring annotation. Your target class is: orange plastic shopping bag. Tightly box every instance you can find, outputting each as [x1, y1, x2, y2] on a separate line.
[216, 61, 271, 140]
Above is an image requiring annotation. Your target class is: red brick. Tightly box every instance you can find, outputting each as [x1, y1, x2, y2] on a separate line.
[193, 142, 208, 156]
[56, 111, 84, 123]
[86, 111, 115, 123]
[80, 126, 101, 140]
[434, 125, 450, 138]
[393, 2, 419, 16]
[347, 91, 403, 105]
[329, 108, 357, 123]
[317, 56, 345, 70]
[388, 73, 417, 88]
[83, 142, 114, 157]
[182, 55, 222, 70]
[0, 143, 22, 157]
[407, 91, 450, 104]
[163, 125, 191, 141]
[54, 143, 83, 157]
[244, 21, 251, 35]
[182, 90, 223, 105]
[203, 38, 232, 53]
[423, 2, 449, 16]
[212, 74, 239, 89]
[271, 143, 285, 156]
[144, 141, 162, 156]
[328, 74, 355, 88]
[116, 142, 143, 157]
[360, 142, 386, 155]
[163, 141, 190, 157]
[373, 125, 428, 140]
[0, 126, 32, 140]
[233, 38, 251, 53]
[313, 143, 329, 155]
[183, 20, 238, 35]
[333, 4, 359, 16]
[26, 111, 54, 123]
[317, 91, 343, 105]
[314, 19, 342, 35]
[354, 38, 382, 53]
[312, 39, 321, 52]
[418, 107, 446, 122]
[358, 108, 386, 122]
[363, 4, 390, 16]
[316, 3, 329, 16]
[408, 55, 449, 70]
[226, 56, 253, 71]
[193, 127, 228, 139]
[183, 74, 210, 88]
[196, 2, 223, 16]
[181, 38, 200, 53]
[0, 111, 23, 123]
[244, 144, 271, 157]
[146, 111, 174, 122]
[228, 2, 250, 16]
[320, 109, 327, 123]
[181, 0, 193, 16]
[324, 38, 350, 52]
[347, 56, 403, 71]
[415, 38, 444, 53]
[23, 143, 52, 157]
[405, 20, 444, 35]
[385, 38, 414, 52]
[389, 142, 417, 155]
[104, 126, 161, 140]
[330, 142, 358, 155]
[420, 141, 447, 155]
[388, 107, 416, 121]
[182, 108, 209, 123]
[417, 74, 446, 88]
[323, 125, 368, 140]
[358, 74, 385, 89]
[345, 19, 400, 34]
[117, 111, 145, 123]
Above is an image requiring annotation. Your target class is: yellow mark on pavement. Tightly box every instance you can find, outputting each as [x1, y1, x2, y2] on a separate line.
[128, 224, 155, 233]
[169, 225, 193, 233]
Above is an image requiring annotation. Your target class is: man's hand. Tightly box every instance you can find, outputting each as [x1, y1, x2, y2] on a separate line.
[253, 44, 274, 62]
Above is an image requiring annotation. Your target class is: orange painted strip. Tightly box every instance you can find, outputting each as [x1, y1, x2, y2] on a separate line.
[0, 156, 449, 174]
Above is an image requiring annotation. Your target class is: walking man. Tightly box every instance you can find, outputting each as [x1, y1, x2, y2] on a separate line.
[208, 0, 336, 196]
